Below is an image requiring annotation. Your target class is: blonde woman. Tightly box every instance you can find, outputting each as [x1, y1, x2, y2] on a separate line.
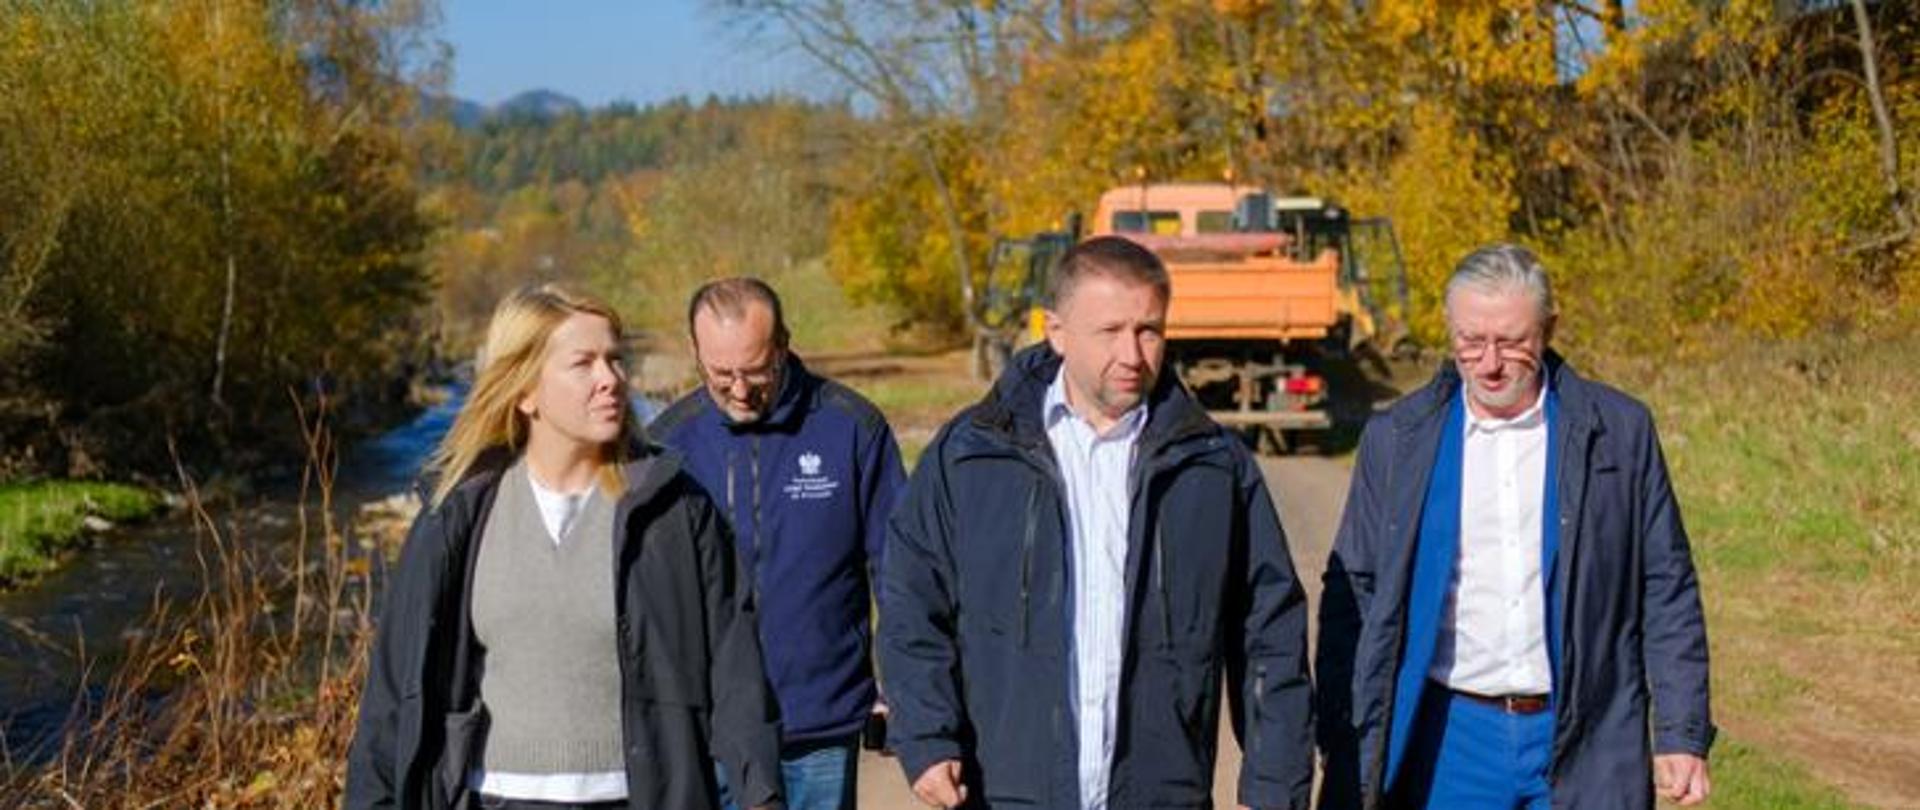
[347, 285, 783, 810]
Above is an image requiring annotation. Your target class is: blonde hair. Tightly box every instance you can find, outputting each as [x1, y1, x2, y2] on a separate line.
[427, 284, 640, 507]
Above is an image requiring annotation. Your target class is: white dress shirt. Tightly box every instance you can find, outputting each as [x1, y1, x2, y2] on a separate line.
[1044, 370, 1147, 810]
[1430, 384, 1554, 696]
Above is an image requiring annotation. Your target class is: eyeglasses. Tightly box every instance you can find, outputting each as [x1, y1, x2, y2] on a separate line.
[1451, 333, 1540, 364]
[701, 357, 780, 388]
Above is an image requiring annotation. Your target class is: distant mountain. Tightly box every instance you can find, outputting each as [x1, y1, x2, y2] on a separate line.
[416, 89, 586, 128]
[416, 93, 487, 128]
[447, 97, 489, 128]
[495, 89, 585, 120]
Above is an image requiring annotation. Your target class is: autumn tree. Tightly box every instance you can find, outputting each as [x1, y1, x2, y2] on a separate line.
[728, 0, 1920, 355]
[0, 0, 437, 477]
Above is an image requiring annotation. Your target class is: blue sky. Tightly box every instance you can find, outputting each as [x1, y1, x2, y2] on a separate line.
[442, 1, 808, 107]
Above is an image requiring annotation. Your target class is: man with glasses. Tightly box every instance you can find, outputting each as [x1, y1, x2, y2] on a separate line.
[1315, 244, 1715, 809]
[652, 277, 907, 810]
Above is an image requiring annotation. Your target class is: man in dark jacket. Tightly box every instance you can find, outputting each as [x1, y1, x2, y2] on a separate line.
[652, 277, 906, 810]
[1315, 244, 1714, 809]
[880, 236, 1314, 810]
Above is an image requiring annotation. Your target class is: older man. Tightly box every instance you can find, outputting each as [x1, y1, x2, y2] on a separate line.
[1316, 244, 1714, 809]
[652, 277, 907, 810]
[881, 236, 1314, 810]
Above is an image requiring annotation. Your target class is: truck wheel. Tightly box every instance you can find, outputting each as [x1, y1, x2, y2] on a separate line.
[1254, 426, 1289, 456]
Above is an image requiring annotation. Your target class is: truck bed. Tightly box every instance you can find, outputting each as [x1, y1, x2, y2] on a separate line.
[1162, 249, 1340, 341]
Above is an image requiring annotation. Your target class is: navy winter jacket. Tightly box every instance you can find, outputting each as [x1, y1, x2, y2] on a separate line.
[1315, 354, 1714, 809]
[880, 346, 1314, 810]
[652, 353, 905, 743]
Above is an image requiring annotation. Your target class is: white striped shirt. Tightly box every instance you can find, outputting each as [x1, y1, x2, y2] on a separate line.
[1044, 370, 1147, 810]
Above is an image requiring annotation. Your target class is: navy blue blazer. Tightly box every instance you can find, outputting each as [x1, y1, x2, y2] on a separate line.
[1315, 353, 1715, 810]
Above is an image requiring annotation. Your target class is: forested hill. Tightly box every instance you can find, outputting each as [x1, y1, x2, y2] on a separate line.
[426, 93, 814, 190]
[418, 95, 855, 354]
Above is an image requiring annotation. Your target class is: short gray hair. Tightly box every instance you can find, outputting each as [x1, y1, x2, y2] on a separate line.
[1445, 243, 1556, 322]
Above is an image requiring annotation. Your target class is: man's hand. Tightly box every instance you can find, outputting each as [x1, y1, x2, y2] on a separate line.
[1654, 753, 1711, 805]
[912, 759, 967, 808]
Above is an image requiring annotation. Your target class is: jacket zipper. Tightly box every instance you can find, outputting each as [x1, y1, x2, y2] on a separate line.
[749, 434, 763, 556]
[1155, 521, 1172, 653]
[725, 449, 737, 522]
[1020, 485, 1038, 647]
[750, 434, 763, 607]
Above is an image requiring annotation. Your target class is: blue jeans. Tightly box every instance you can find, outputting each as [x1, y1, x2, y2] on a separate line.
[716, 734, 859, 810]
[1393, 689, 1554, 810]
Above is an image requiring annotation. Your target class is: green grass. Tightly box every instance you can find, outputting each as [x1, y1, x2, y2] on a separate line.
[1647, 339, 1919, 602]
[844, 369, 987, 471]
[777, 258, 894, 354]
[1621, 333, 1920, 806]
[0, 480, 160, 585]
[850, 376, 983, 416]
[1709, 738, 1863, 809]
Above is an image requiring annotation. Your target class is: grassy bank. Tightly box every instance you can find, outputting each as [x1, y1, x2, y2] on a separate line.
[0, 480, 161, 586]
[2, 416, 373, 806]
[1620, 334, 1920, 808]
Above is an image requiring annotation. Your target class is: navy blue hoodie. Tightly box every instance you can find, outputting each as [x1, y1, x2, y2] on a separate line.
[652, 354, 906, 743]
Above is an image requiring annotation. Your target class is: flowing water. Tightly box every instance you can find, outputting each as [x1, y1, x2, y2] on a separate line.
[0, 381, 665, 755]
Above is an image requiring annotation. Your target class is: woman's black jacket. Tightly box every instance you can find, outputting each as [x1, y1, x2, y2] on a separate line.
[344, 448, 785, 809]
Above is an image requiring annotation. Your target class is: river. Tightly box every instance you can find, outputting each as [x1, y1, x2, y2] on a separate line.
[0, 382, 663, 755]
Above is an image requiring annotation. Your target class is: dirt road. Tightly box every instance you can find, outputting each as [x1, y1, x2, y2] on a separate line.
[854, 455, 1353, 810]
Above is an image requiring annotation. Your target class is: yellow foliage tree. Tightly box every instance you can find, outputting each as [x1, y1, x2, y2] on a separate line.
[1331, 103, 1517, 344]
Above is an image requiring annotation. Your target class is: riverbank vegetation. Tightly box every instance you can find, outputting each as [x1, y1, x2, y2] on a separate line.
[0, 481, 160, 586]
[0, 0, 438, 482]
[1, 415, 381, 807]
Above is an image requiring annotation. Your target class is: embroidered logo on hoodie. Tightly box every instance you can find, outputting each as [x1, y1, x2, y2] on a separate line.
[786, 451, 840, 501]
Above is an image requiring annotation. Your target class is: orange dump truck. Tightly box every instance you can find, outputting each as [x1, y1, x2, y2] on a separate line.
[986, 182, 1408, 450]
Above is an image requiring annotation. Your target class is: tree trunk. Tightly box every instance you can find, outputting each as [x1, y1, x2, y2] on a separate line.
[1850, 0, 1915, 241]
[916, 135, 977, 321]
[211, 0, 238, 410]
